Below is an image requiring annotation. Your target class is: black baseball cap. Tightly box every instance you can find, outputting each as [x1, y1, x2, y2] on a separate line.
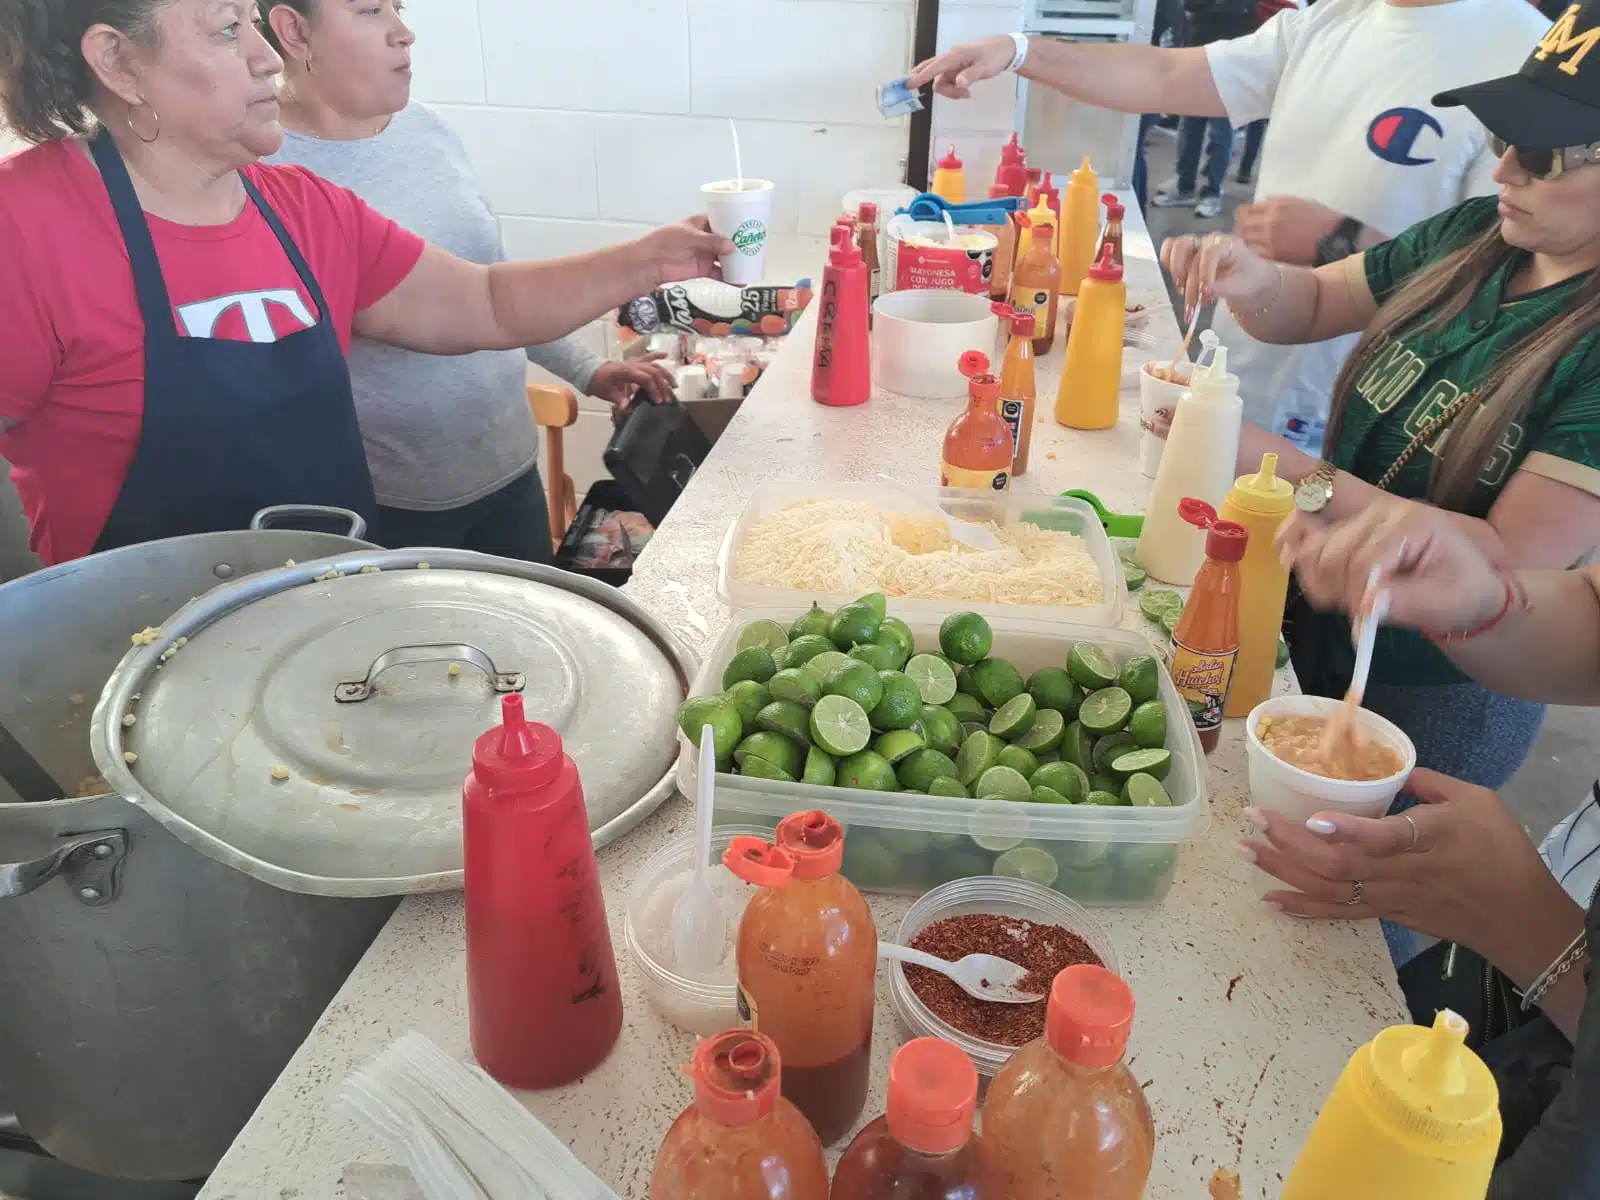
[1434, 0, 1600, 149]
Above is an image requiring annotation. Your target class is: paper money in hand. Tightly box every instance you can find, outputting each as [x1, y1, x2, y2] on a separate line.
[876, 76, 925, 118]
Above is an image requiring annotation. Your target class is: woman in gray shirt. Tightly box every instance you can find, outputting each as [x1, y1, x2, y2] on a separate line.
[261, 0, 672, 562]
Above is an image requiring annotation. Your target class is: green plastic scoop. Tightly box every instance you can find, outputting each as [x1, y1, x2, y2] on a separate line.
[1062, 489, 1144, 538]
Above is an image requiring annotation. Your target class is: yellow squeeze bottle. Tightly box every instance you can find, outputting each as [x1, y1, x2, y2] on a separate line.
[1285, 1010, 1502, 1200]
[1054, 246, 1125, 430]
[1219, 454, 1295, 716]
[931, 146, 966, 205]
[1058, 157, 1100, 296]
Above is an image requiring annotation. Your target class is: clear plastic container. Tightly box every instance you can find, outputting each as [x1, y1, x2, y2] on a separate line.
[887, 877, 1119, 1085]
[680, 608, 1209, 906]
[624, 825, 766, 1036]
[714, 482, 1125, 629]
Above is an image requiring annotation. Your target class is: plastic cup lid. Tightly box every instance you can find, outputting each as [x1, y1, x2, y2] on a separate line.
[887, 1038, 978, 1154]
[691, 1030, 783, 1126]
[1047, 964, 1135, 1068]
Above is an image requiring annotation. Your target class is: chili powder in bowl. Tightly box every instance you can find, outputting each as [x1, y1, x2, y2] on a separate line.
[889, 876, 1119, 1082]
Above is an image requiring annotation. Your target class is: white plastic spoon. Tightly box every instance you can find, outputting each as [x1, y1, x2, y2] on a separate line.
[879, 942, 1044, 1004]
[671, 728, 728, 973]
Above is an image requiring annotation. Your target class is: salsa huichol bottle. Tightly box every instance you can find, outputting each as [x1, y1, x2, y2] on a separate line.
[649, 1029, 830, 1200]
[1168, 498, 1247, 754]
[940, 350, 1013, 493]
[981, 965, 1154, 1200]
[831, 1037, 998, 1199]
[723, 810, 877, 1146]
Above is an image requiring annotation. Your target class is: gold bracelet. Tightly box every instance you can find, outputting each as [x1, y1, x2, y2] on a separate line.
[1228, 263, 1284, 320]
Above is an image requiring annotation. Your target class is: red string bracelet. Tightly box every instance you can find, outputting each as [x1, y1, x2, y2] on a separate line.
[1423, 570, 1530, 645]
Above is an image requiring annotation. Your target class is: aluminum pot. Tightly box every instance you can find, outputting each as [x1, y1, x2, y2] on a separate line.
[0, 508, 400, 1181]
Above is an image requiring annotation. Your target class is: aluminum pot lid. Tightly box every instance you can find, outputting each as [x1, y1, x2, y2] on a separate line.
[90, 550, 694, 897]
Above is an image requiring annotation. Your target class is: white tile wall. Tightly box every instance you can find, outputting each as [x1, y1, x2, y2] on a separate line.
[396, 0, 927, 498]
[929, 1, 1024, 202]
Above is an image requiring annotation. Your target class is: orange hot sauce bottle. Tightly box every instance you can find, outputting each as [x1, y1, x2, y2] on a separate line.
[940, 350, 1014, 492]
[998, 311, 1037, 477]
[1168, 499, 1248, 753]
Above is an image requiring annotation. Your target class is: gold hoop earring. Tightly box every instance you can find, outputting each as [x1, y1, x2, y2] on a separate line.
[128, 104, 160, 145]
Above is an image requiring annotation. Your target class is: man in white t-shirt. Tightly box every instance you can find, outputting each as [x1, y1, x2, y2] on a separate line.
[909, 0, 1552, 449]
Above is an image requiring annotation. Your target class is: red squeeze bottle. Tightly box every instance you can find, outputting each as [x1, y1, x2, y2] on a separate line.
[993, 132, 1028, 197]
[463, 694, 622, 1089]
[811, 226, 871, 407]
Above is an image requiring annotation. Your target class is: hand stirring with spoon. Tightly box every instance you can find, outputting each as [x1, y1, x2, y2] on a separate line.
[671, 727, 728, 974]
[878, 942, 1044, 1004]
[1320, 564, 1391, 760]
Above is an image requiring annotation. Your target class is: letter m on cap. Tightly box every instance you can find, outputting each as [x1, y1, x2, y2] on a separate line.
[1535, 4, 1600, 76]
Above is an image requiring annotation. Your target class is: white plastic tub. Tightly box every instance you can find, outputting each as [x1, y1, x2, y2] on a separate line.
[1245, 695, 1415, 896]
[889, 876, 1119, 1084]
[872, 290, 999, 398]
[716, 481, 1126, 629]
[679, 607, 1209, 906]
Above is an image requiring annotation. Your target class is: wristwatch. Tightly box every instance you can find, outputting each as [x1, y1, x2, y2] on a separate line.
[1294, 461, 1337, 514]
[1314, 217, 1363, 267]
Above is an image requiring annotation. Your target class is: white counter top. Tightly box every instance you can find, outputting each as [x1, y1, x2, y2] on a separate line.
[198, 200, 1407, 1200]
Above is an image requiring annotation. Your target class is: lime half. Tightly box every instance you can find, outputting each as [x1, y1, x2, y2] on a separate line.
[993, 845, 1060, 887]
[737, 619, 791, 655]
[769, 667, 823, 709]
[975, 765, 1033, 804]
[1079, 687, 1134, 734]
[810, 694, 872, 756]
[990, 693, 1038, 740]
[1111, 747, 1173, 782]
[873, 728, 927, 765]
[905, 654, 959, 705]
[1139, 589, 1184, 623]
[969, 800, 1029, 852]
[1123, 772, 1173, 807]
[956, 730, 1003, 786]
[802, 649, 851, 683]
[1015, 707, 1065, 753]
[1067, 643, 1119, 690]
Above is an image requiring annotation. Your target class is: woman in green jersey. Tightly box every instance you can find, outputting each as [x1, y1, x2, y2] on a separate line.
[1160, 16, 1600, 806]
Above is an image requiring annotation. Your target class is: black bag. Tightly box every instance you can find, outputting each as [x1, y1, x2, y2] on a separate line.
[602, 398, 710, 528]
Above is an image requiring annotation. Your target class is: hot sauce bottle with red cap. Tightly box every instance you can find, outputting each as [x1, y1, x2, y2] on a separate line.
[1169, 498, 1248, 753]
[463, 694, 622, 1089]
[724, 811, 877, 1145]
[981, 966, 1154, 1200]
[649, 1029, 830, 1200]
[831, 1037, 1000, 1198]
[939, 350, 1014, 492]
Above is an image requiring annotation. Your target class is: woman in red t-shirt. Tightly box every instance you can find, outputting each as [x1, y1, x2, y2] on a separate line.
[0, 0, 730, 566]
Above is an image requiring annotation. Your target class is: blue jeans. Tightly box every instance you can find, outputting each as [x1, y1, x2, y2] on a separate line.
[376, 465, 554, 564]
[1176, 115, 1234, 199]
[1133, 113, 1159, 214]
[1239, 119, 1267, 180]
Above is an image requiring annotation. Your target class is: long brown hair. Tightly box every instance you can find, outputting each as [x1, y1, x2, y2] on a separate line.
[1323, 223, 1600, 510]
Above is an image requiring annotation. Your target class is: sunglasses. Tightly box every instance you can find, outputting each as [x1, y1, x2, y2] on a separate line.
[1489, 133, 1600, 180]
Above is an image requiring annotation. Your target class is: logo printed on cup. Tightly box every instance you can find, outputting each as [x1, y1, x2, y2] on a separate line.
[732, 219, 767, 257]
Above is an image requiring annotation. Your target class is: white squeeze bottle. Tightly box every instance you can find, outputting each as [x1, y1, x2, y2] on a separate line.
[1135, 330, 1243, 585]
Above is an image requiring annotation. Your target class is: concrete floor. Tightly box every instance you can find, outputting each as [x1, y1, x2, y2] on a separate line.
[1139, 123, 1596, 841]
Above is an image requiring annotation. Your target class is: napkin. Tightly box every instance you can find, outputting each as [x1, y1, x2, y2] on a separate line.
[339, 1032, 621, 1200]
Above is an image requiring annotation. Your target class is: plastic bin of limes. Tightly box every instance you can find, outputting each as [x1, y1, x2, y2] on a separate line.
[677, 595, 1188, 905]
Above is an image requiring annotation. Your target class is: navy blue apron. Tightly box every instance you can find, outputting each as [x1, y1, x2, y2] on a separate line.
[89, 129, 378, 552]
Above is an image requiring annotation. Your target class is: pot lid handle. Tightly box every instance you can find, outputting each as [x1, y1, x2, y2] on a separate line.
[334, 643, 526, 704]
[250, 504, 368, 541]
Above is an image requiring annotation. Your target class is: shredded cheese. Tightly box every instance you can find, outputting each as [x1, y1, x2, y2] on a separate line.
[733, 499, 1103, 608]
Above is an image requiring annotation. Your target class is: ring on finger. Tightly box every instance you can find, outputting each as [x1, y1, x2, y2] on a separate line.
[1346, 879, 1365, 906]
[1401, 813, 1419, 853]
[1191, 233, 1202, 251]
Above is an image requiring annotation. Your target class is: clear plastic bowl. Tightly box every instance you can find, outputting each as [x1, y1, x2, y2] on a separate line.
[623, 824, 767, 1036]
[888, 876, 1119, 1083]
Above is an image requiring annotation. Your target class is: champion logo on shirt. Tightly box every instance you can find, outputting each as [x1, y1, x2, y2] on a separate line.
[175, 288, 316, 343]
[1365, 107, 1445, 167]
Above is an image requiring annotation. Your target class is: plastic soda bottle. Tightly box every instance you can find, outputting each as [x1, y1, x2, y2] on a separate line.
[649, 1029, 830, 1200]
[982, 965, 1155, 1199]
